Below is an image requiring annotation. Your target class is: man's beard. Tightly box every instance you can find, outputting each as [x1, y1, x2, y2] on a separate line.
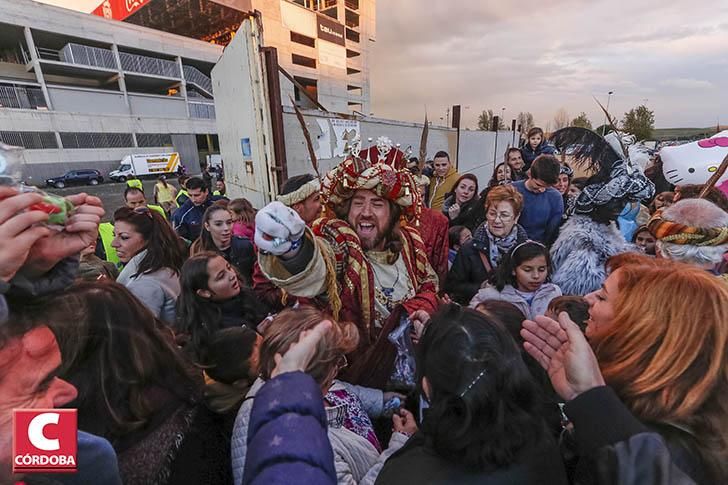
[359, 227, 386, 250]
[355, 218, 386, 250]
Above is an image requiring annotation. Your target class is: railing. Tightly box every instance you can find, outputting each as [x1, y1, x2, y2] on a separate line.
[119, 51, 179, 78]
[189, 101, 215, 119]
[183, 65, 213, 94]
[317, 0, 337, 9]
[0, 85, 47, 110]
[37, 42, 214, 96]
[58, 43, 116, 69]
[0, 131, 58, 149]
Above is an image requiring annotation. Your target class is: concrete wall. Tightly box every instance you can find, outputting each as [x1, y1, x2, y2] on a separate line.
[129, 94, 187, 118]
[0, 109, 216, 136]
[21, 146, 169, 183]
[458, 130, 520, 187]
[280, 108, 518, 187]
[48, 86, 128, 115]
[20, 133, 200, 181]
[171, 134, 200, 171]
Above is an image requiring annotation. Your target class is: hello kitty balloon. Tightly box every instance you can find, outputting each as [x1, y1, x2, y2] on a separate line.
[660, 131, 728, 193]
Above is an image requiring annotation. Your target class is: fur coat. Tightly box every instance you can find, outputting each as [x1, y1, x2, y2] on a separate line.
[550, 215, 635, 296]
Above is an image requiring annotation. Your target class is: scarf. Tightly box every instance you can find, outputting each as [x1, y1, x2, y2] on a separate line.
[484, 223, 519, 268]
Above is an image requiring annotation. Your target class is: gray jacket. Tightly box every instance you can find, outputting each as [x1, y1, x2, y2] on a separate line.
[469, 282, 562, 320]
[231, 378, 401, 485]
[117, 249, 180, 323]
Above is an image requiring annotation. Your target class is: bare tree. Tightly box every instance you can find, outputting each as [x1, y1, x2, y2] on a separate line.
[517, 112, 534, 134]
[553, 108, 570, 131]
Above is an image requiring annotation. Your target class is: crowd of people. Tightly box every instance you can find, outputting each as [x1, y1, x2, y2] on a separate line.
[1, 126, 727, 485]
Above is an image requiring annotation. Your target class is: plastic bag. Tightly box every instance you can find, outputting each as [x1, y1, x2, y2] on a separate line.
[0, 143, 72, 225]
[387, 315, 417, 389]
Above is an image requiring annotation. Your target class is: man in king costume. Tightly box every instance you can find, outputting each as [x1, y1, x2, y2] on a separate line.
[254, 138, 438, 388]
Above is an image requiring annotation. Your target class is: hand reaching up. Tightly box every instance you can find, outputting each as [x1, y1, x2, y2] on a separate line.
[272, 320, 332, 377]
[255, 201, 306, 256]
[25, 193, 104, 275]
[0, 187, 52, 282]
[392, 409, 418, 436]
[520, 312, 605, 401]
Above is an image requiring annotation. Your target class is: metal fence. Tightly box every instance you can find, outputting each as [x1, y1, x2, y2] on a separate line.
[189, 101, 216, 119]
[119, 51, 179, 78]
[60, 132, 134, 149]
[59, 43, 116, 70]
[0, 131, 58, 149]
[137, 133, 173, 147]
[0, 85, 47, 110]
[183, 65, 213, 94]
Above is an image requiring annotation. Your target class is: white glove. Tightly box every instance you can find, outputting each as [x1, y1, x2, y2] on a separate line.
[255, 201, 306, 256]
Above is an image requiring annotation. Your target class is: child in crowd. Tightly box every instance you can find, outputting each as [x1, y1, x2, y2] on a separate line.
[521, 127, 557, 170]
[228, 198, 256, 239]
[447, 225, 472, 268]
[469, 241, 562, 319]
[632, 225, 657, 255]
[545, 295, 589, 332]
[649, 191, 675, 214]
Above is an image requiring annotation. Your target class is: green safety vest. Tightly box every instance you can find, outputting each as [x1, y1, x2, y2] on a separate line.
[126, 179, 143, 190]
[98, 222, 119, 265]
[213, 190, 221, 196]
[176, 189, 189, 205]
[148, 204, 167, 219]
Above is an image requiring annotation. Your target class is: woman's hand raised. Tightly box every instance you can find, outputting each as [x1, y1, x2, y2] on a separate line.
[520, 312, 605, 401]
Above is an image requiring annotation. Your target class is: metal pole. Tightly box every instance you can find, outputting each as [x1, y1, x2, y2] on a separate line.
[603, 91, 613, 135]
[493, 124, 499, 168]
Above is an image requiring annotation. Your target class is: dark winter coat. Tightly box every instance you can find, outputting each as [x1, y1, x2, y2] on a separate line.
[222, 236, 256, 286]
[242, 372, 336, 485]
[521, 141, 557, 170]
[376, 432, 568, 485]
[445, 224, 528, 304]
[442, 194, 483, 230]
[565, 386, 709, 485]
[172, 195, 224, 242]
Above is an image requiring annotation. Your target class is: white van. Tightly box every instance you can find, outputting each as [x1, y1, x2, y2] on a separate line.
[109, 153, 180, 182]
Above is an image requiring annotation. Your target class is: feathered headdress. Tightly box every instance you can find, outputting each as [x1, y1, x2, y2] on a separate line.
[549, 127, 655, 214]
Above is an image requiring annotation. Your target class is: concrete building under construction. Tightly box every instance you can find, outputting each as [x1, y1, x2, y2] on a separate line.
[92, 0, 376, 114]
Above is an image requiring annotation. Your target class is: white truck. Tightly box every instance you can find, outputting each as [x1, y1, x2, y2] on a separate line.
[108, 153, 181, 182]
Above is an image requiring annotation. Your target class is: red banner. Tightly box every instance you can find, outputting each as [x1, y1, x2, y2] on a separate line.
[91, 0, 151, 21]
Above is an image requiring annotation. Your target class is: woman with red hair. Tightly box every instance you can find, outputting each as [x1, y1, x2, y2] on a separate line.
[522, 260, 728, 484]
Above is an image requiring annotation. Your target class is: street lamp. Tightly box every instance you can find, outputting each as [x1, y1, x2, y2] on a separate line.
[603, 91, 614, 135]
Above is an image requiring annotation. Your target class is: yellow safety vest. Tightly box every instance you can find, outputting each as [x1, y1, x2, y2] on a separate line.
[148, 204, 167, 220]
[176, 189, 189, 205]
[98, 222, 119, 265]
[126, 179, 143, 190]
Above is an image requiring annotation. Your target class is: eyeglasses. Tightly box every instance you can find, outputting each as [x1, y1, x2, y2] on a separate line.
[486, 211, 514, 222]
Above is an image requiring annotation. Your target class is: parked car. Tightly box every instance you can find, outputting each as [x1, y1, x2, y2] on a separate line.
[46, 169, 103, 189]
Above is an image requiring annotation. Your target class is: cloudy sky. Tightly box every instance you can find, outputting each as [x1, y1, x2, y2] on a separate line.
[38, 0, 728, 129]
[371, 0, 728, 129]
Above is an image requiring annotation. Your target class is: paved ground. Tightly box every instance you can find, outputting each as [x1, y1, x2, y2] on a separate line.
[45, 179, 180, 222]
